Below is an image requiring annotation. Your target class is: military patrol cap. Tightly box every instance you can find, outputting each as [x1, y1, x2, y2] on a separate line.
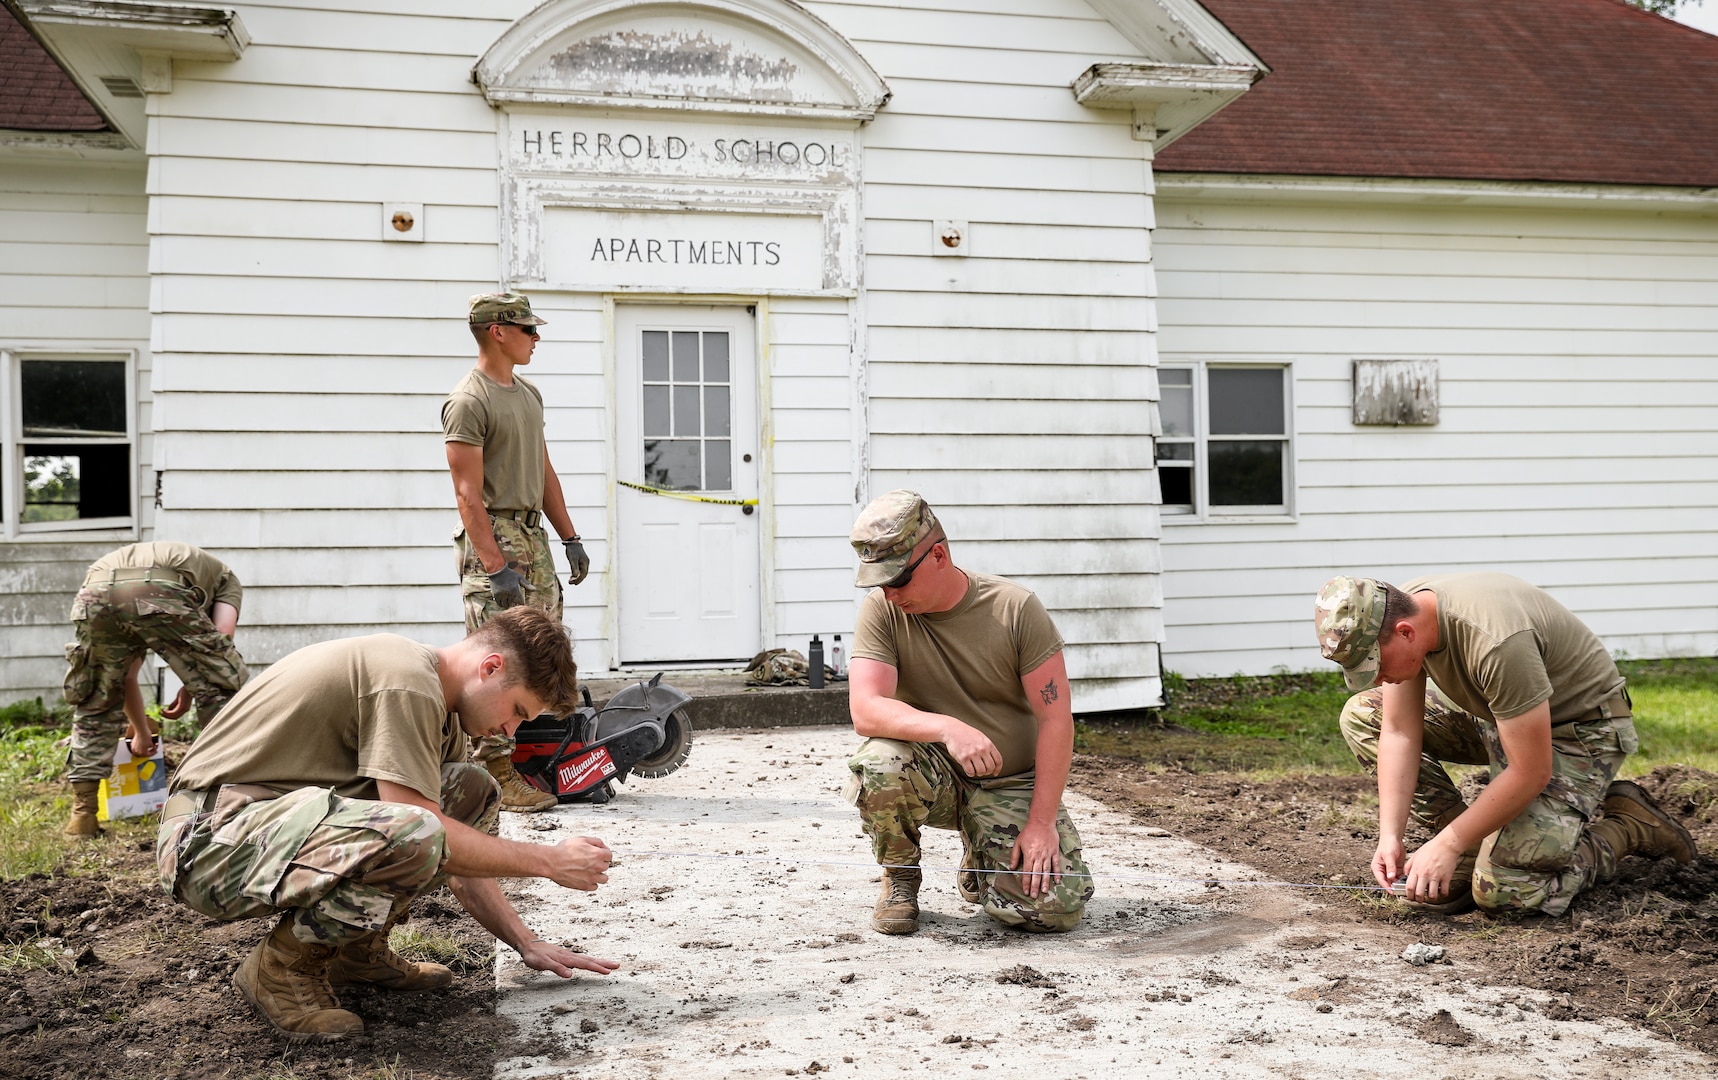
[850, 490, 942, 588]
[1315, 575, 1386, 692]
[468, 291, 547, 327]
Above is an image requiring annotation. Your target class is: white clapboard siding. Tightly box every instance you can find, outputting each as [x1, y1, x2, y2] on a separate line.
[1154, 190, 1718, 677]
[796, 0, 1167, 708]
[0, 163, 153, 700]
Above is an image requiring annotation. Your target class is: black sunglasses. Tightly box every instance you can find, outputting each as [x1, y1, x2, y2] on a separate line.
[511, 324, 540, 337]
[882, 536, 943, 589]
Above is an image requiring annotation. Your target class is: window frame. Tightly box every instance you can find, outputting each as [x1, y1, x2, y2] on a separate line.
[1157, 361, 1298, 523]
[1, 348, 140, 540]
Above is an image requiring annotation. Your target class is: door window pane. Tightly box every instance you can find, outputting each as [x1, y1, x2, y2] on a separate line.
[1208, 441, 1283, 506]
[643, 386, 670, 437]
[672, 386, 701, 436]
[706, 439, 731, 490]
[642, 331, 670, 381]
[703, 385, 730, 438]
[1208, 368, 1284, 435]
[671, 332, 700, 381]
[703, 332, 729, 381]
[643, 440, 701, 490]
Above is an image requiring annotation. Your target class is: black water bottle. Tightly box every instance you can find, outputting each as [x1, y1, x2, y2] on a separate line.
[808, 634, 825, 689]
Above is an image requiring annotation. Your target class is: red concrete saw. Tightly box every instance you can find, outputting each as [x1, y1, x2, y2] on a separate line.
[510, 673, 694, 804]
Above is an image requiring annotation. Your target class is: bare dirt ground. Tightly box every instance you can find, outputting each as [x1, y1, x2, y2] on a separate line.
[2, 733, 1714, 1079]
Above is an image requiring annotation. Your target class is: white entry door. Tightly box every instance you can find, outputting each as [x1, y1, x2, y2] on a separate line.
[615, 305, 761, 665]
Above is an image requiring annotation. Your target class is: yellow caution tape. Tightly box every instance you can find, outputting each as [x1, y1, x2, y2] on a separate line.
[618, 479, 758, 507]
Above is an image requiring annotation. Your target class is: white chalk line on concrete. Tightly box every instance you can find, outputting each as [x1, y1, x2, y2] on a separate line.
[611, 847, 1392, 893]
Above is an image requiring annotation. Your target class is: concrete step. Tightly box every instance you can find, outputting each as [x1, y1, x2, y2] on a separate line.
[580, 670, 849, 731]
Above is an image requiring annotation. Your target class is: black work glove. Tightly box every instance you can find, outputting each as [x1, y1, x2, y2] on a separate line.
[564, 539, 590, 586]
[488, 565, 526, 609]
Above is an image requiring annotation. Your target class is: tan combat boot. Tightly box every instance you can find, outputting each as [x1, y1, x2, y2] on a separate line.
[233, 917, 365, 1042]
[1588, 780, 1696, 864]
[63, 781, 102, 837]
[328, 926, 453, 992]
[483, 756, 558, 813]
[871, 867, 921, 935]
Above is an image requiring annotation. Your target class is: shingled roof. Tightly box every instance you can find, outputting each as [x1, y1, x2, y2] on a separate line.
[1156, 0, 1718, 187]
[1, 3, 109, 132]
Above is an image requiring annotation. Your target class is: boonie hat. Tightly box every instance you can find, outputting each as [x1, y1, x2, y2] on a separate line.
[469, 291, 547, 327]
[1315, 575, 1386, 691]
[850, 490, 942, 588]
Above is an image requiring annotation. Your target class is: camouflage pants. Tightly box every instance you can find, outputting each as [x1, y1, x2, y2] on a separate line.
[845, 738, 1092, 932]
[63, 580, 249, 783]
[157, 763, 499, 947]
[457, 516, 563, 763]
[1340, 684, 1639, 916]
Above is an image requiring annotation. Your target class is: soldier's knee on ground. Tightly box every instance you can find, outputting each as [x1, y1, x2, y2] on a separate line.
[982, 883, 1086, 933]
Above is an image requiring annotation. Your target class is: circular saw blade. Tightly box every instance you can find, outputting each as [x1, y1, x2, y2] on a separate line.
[629, 708, 693, 779]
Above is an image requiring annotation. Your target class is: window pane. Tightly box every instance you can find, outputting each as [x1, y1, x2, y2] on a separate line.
[22, 360, 126, 437]
[1159, 367, 1192, 388]
[1209, 368, 1284, 435]
[643, 386, 670, 437]
[672, 386, 700, 436]
[703, 385, 730, 437]
[671, 332, 700, 381]
[703, 332, 730, 382]
[1209, 440, 1283, 506]
[1160, 384, 1194, 438]
[1159, 463, 1193, 507]
[1156, 441, 1193, 463]
[642, 331, 670, 381]
[21, 443, 130, 522]
[705, 439, 731, 490]
[643, 440, 700, 490]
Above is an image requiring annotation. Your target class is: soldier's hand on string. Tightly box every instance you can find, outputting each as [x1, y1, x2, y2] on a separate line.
[160, 686, 192, 721]
[488, 565, 527, 609]
[1400, 834, 1461, 903]
[563, 539, 590, 586]
[544, 836, 614, 891]
[942, 720, 1003, 778]
[1010, 819, 1064, 898]
[518, 937, 620, 979]
[1371, 835, 1408, 893]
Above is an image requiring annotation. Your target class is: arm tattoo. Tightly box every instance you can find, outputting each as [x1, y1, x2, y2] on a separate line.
[1039, 679, 1059, 705]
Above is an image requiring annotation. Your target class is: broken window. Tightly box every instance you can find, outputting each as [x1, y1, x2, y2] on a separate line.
[1156, 364, 1293, 518]
[3, 353, 134, 532]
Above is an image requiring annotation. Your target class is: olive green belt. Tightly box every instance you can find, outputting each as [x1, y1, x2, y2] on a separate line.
[161, 788, 217, 822]
[488, 508, 543, 529]
[89, 566, 194, 589]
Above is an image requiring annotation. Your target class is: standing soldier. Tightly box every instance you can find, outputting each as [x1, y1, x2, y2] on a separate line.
[443, 292, 590, 812]
[61, 541, 248, 836]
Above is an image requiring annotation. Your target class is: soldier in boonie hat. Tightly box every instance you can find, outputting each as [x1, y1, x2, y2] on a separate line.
[850, 490, 942, 588]
[1314, 575, 1386, 691]
[468, 291, 547, 327]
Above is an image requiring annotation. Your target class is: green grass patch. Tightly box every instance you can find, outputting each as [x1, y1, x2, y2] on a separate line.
[389, 924, 493, 973]
[1079, 657, 1718, 779]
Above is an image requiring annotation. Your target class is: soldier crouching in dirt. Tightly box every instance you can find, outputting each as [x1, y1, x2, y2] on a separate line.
[157, 607, 617, 1043]
[1315, 573, 1695, 917]
[843, 490, 1093, 936]
[62, 541, 249, 837]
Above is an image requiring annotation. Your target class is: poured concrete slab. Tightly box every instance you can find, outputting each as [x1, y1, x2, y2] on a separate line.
[493, 726, 1704, 1078]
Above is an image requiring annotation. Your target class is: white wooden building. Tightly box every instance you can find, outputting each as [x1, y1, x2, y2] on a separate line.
[1, 0, 1270, 710]
[4, 0, 1714, 710]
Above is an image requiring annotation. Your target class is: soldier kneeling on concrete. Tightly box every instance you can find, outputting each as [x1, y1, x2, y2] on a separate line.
[843, 490, 1093, 936]
[1315, 573, 1695, 917]
[158, 607, 618, 1042]
[61, 541, 249, 837]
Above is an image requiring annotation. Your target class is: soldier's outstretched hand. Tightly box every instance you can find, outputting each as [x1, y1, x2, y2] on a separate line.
[518, 938, 620, 979]
[544, 836, 614, 891]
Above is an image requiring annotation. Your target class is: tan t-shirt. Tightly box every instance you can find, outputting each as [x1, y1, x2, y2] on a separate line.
[853, 572, 1065, 778]
[441, 369, 546, 512]
[171, 634, 465, 802]
[85, 541, 242, 614]
[1405, 573, 1625, 723]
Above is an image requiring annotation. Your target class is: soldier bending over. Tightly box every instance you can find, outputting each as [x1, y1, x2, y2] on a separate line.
[844, 490, 1092, 935]
[61, 541, 248, 836]
[1315, 573, 1694, 915]
[158, 607, 616, 1042]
